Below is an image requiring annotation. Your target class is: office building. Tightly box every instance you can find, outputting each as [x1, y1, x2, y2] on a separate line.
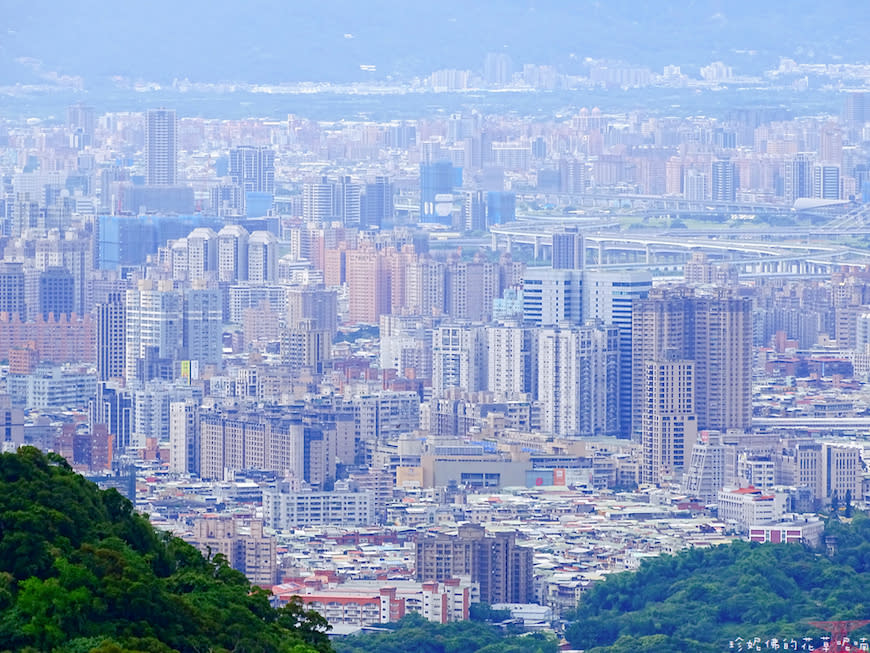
[361, 176, 393, 228]
[96, 292, 126, 381]
[464, 190, 487, 232]
[38, 267, 75, 320]
[522, 268, 583, 327]
[334, 176, 362, 227]
[420, 161, 458, 224]
[0, 262, 25, 320]
[583, 269, 652, 435]
[813, 164, 841, 200]
[551, 228, 585, 270]
[784, 153, 814, 203]
[229, 145, 275, 194]
[486, 191, 516, 224]
[145, 109, 177, 186]
[303, 177, 335, 224]
[89, 381, 133, 454]
[711, 159, 737, 202]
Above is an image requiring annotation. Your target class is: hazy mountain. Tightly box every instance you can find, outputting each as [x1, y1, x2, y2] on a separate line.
[1, 0, 867, 87]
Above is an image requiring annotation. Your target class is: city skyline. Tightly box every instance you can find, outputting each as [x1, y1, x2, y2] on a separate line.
[3, 4, 870, 649]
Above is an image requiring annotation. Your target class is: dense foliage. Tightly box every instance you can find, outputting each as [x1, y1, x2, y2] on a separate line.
[0, 447, 332, 653]
[565, 515, 870, 652]
[333, 613, 559, 653]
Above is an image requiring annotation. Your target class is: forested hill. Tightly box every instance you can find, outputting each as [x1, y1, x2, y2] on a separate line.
[0, 447, 332, 653]
[565, 515, 870, 652]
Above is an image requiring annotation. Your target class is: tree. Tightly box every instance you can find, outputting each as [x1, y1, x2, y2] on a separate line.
[845, 489, 853, 518]
[563, 521, 870, 651]
[0, 447, 332, 653]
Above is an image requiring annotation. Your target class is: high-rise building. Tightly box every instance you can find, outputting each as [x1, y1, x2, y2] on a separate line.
[486, 191, 516, 224]
[89, 381, 132, 454]
[334, 176, 362, 227]
[822, 443, 862, 503]
[464, 190, 486, 232]
[346, 244, 391, 324]
[67, 103, 95, 148]
[844, 92, 869, 127]
[0, 262, 26, 320]
[784, 153, 814, 203]
[483, 52, 513, 86]
[632, 287, 752, 438]
[415, 523, 533, 605]
[247, 231, 278, 282]
[551, 228, 585, 270]
[125, 280, 183, 384]
[38, 267, 75, 319]
[281, 320, 332, 374]
[486, 325, 535, 398]
[361, 176, 393, 228]
[184, 227, 218, 281]
[420, 161, 457, 224]
[640, 353, 697, 485]
[683, 430, 728, 502]
[583, 269, 652, 435]
[145, 109, 177, 186]
[229, 145, 275, 194]
[186, 517, 277, 586]
[445, 259, 499, 323]
[96, 292, 126, 382]
[182, 287, 223, 367]
[559, 157, 587, 194]
[286, 285, 338, 333]
[711, 159, 737, 202]
[536, 325, 620, 438]
[432, 323, 488, 396]
[522, 268, 583, 327]
[169, 399, 200, 475]
[684, 170, 707, 201]
[217, 224, 249, 282]
[813, 164, 841, 200]
[302, 177, 335, 224]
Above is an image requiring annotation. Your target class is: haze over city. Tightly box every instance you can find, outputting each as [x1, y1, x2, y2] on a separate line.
[2, 2, 870, 652]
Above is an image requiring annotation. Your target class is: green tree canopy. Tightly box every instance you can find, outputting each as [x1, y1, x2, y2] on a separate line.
[0, 447, 332, 653]
[333, 613, 559, 653]
[565, 515, 870, 652]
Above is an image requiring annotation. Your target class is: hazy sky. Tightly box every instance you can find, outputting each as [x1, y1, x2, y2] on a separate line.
[1, 0, 867, 86]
